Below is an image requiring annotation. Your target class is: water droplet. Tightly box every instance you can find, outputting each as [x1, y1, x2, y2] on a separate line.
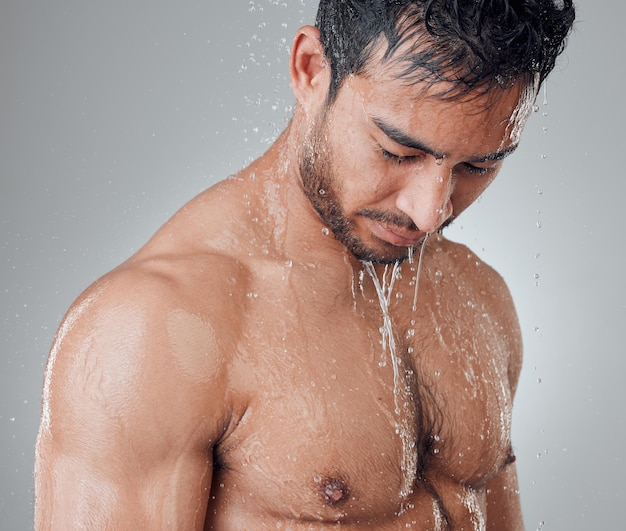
[536, 221, 543, 229]
[321, 227, 330, 236]
[246, 291, 259, 299]
[436, 175, 444, 183]
[318, 188, 326, 195]
[435, 156, 444, 166]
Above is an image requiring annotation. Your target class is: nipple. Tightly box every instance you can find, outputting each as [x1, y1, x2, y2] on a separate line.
[318, 476, 350, 506]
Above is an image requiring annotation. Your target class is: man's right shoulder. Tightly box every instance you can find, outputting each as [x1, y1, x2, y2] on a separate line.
[50, 251, 251, 397]
[68, 250, 251, 350]
[41, 251, 251, 441]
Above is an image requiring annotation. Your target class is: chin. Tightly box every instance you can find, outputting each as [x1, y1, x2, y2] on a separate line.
[346, 239, 413, 265]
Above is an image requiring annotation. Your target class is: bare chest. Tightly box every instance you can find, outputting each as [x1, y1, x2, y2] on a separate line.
[210, 265, 515, 526]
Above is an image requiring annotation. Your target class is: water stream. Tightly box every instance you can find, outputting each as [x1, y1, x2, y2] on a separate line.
[361, 233, 431, 509]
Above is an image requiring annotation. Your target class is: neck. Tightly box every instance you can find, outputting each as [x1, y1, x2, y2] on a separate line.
[228, 121, 363, 275]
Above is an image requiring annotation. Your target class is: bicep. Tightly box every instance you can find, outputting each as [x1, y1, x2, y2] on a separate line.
[35, 279, 227, 529]
[36, 430, 214, 530]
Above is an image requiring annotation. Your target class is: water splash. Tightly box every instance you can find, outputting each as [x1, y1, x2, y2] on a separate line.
[503, 72, 540, 148]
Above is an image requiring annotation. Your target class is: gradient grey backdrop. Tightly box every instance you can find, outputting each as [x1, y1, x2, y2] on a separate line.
[1, 1, 622, 529]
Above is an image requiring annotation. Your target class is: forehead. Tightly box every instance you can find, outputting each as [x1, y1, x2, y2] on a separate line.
[337, 69, 534, 158]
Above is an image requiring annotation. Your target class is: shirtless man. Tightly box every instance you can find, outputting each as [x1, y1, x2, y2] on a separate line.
[34, 1, 575, 529]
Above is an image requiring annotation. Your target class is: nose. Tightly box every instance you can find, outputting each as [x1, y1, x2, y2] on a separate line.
[395, 161, 454, 234]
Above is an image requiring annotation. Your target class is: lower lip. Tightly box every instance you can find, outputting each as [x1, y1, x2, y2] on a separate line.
[368, 220, 423, 247]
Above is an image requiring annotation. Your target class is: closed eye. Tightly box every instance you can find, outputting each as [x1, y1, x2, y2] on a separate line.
[462, 163, 496, 176]
[380, 148, 420, 165]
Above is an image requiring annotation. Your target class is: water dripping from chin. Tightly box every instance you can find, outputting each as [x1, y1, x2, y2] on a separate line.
[408, 233, 431, 312]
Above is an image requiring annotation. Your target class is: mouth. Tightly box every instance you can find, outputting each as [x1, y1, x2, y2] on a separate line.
[367, 219, 425, 247]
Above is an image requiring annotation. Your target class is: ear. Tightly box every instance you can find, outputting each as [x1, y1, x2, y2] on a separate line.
[290, 26, 329, 112]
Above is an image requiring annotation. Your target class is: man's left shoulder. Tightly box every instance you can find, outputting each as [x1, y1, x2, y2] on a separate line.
[430, 235, 511, 299]
[431, 235, 523, 384]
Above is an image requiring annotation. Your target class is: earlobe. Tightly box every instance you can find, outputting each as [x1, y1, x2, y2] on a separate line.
[290, 25, 329, 111]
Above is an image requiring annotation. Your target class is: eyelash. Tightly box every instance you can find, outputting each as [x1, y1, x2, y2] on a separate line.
[380, 148, 417, 165]
[380, 148, 494, 176]
[463, 164, 493, 176]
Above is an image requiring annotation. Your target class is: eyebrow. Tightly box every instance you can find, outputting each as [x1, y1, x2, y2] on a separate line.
[372, 116, 518, 163]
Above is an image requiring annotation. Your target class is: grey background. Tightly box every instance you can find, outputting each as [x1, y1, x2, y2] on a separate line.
[0, 1, 622, 529]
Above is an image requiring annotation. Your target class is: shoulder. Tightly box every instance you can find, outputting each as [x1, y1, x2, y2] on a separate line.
[429, 235, 515, 310]
[429, 235, 523, 391]
[35, 249, 253, 528]
[41, 250, 252, 439]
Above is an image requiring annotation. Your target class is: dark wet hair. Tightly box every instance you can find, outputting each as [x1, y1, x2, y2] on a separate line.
[315, 0, 575, 102]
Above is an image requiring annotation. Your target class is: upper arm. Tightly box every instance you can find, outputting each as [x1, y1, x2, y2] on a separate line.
[468, 248, 524, 529]
[483, 269, 524, 530]
[35, 266, 236, 529]
[486, 462, 524, 531]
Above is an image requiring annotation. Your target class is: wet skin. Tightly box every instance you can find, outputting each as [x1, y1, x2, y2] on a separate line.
[35, 26, 527, 530]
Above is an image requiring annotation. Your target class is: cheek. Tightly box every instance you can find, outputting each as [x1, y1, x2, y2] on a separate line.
[329, 137, 390, 199]
[451, 175, 497, 213]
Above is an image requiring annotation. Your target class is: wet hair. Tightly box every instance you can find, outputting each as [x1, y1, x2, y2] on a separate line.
[315, 0, 575, 102]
